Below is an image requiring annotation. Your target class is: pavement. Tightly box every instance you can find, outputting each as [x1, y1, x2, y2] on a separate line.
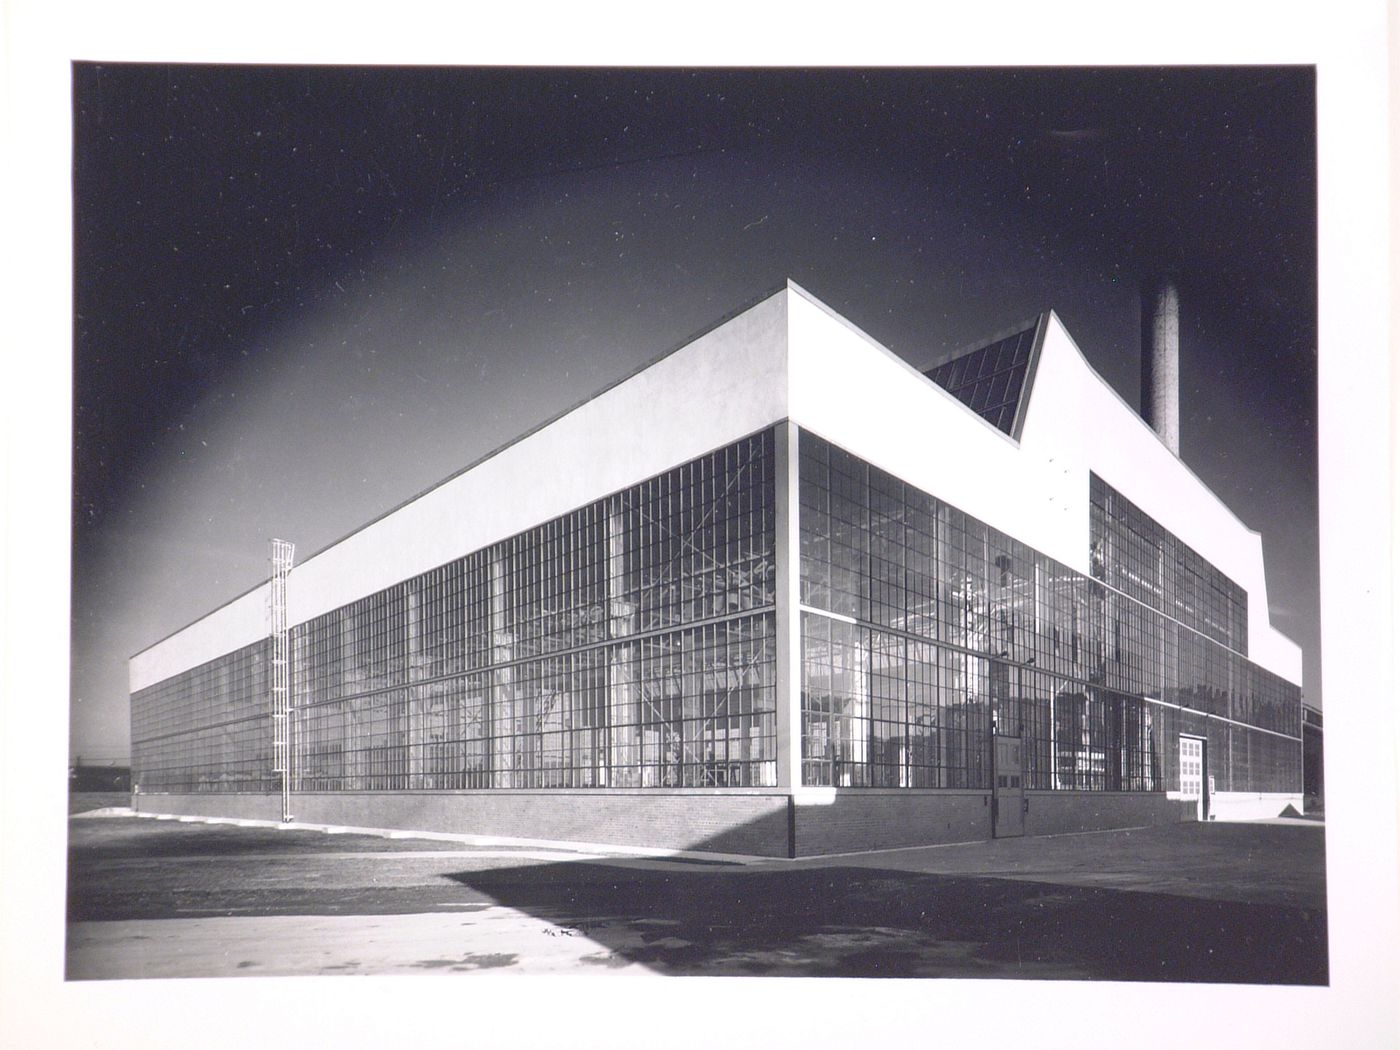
[66, 811, 1328, 983]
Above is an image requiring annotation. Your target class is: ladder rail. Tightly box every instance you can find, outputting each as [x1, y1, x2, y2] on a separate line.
[269, 538, 295, 822]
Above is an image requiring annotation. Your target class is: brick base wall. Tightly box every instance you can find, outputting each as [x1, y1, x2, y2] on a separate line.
[1023, 790, 1194, 836]
[133, 790, 793, 857]
[133, 787, 1197, 857]
[793, 790, 992, 856]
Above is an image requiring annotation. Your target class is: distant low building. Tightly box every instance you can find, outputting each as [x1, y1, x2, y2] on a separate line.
[69, 762, 132, 793]
[128, 282, 1305, 857]
[1302, 706, 1324, 812]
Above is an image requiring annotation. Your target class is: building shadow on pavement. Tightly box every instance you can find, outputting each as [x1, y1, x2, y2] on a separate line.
[444, 859, 1328, 983]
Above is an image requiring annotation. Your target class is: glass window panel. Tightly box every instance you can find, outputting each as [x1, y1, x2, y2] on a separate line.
[793, 431, 1298, 796]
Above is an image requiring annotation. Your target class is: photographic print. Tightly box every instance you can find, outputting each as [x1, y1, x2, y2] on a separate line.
[65, 62, 1329, 986]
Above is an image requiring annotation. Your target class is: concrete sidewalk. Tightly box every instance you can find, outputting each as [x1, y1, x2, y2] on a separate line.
[68, 909, 661, 979]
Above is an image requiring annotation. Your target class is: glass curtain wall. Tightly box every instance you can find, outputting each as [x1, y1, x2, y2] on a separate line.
[129, 640, 273, 792]
[1089, 473, 1247, 652]
[132, 423, 1301, 800]
[132, 430, 777, 793]
[797, 430, 1301, 794]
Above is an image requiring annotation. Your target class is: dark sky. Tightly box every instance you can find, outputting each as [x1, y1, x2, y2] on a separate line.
[71, 64, 1318, 762]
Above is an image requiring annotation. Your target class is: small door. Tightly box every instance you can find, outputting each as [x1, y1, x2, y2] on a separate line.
[994, 735, 1025, 838]
[1179, 736, 1205, 821]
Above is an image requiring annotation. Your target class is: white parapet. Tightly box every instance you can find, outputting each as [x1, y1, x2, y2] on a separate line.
[132, 280, 1302, 694]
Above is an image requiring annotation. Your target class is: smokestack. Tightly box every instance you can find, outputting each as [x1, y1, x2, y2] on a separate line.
[1140, 275, 1180, 455]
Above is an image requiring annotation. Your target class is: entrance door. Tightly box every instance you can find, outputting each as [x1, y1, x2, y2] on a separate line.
[1179, 736, 1206, 821]
[994, 735, 1025, 837]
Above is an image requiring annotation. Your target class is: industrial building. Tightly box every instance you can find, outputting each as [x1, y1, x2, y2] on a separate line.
[128, 281, 1304, 857]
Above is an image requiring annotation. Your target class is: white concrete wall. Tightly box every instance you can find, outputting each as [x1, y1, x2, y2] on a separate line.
[134, 281, 1302, 695]
[130, 584, 270, 693]
[1204, 792, 1305, 822]
[786, 286, 1074, 563]
[133, 289, 790, 687]
[782, 287, 1299, 685]
[1017, 315, 1302, 684]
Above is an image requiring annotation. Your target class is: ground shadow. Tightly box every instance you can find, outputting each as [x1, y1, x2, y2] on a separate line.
[445, 859, 1328, 983]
